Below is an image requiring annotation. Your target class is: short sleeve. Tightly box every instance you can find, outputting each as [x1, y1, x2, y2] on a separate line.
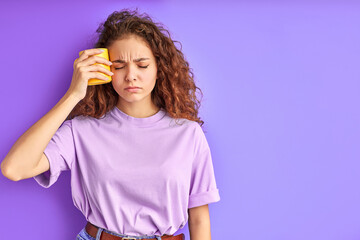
[33, 119, 76, 188]
[188, 125, 220, 209]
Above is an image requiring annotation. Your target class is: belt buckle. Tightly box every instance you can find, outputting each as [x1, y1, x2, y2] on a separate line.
[122, 238, 137, 240]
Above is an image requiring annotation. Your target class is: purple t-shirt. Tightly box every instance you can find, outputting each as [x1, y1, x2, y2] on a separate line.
[33, 106, 220, 236]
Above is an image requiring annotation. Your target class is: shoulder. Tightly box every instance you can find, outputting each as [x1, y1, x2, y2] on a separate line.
[166, 115, 203, 134]
[69, 111, 113, 127]
[169, 117, 208, 150]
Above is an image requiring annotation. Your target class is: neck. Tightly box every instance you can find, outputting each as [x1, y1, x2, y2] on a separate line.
[116, 101, 160, 118]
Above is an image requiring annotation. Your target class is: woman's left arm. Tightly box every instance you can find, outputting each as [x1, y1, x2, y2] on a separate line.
[188, 204, 212, 240]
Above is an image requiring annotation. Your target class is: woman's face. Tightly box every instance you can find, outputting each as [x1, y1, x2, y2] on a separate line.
[108, 35, 157, 106]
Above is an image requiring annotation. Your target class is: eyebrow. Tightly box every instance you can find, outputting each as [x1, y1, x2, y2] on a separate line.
[111, 58, 150, 63]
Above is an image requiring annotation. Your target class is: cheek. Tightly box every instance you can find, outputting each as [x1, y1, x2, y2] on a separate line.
[144, 77, 157, 90]
[111, 78, 122, 92]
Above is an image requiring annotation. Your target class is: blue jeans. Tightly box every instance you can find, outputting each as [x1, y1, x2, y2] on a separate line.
[76, 226, 164, 240]
[76, 227, 95, 240]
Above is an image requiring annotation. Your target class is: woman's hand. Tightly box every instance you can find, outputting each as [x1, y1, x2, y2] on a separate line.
[68, 48, 113, 101]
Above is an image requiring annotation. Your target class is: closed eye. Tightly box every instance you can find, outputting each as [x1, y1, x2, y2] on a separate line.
[114, 65, 149, 70]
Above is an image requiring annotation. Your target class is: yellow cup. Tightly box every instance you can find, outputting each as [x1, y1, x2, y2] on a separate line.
[78, 48, 112, 86]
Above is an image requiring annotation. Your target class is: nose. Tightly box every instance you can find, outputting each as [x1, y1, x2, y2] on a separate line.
[125, 64, 137, 82]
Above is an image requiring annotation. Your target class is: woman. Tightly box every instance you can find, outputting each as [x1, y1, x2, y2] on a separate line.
[1, 8, 220, 240]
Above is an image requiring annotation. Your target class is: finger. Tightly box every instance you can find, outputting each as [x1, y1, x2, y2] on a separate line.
[84, 64, 113, 77]
[76, 48, 104, 64]
[79, 55, 112, 68]
[89, 72, 110, 81]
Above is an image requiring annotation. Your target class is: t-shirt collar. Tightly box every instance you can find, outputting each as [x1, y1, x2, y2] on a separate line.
[111, 106, 167, 127]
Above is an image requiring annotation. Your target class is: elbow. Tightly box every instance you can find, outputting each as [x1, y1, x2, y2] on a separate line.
[1, 161, 21, 182]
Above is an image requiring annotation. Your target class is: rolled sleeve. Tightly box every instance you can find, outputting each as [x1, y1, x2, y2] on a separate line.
[33, 120, 76, 188]
[188, 126, 220, 209]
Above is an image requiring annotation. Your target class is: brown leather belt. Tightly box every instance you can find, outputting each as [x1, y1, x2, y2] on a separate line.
[85, 222, 185, 240]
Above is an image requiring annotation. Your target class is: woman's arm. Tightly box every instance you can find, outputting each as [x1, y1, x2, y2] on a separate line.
[188, 204, 211, 240]
[1, 91, 80, 181]
[1, 48, 110, 181]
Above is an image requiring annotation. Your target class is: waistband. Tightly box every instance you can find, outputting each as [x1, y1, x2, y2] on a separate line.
[85, 222, 185, 240]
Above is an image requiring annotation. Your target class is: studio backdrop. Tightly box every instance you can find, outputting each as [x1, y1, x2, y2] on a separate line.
[1, 0, 360, 240]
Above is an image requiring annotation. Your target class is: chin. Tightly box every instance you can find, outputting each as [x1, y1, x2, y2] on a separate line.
[119, 95, 143, 103]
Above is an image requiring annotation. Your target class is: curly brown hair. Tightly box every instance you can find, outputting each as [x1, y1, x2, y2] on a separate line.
[66, 7, 204, 127]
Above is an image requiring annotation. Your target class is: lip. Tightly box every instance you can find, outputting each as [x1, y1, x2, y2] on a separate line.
[125, 87, 141, 92]
[124, 87, 141, 90]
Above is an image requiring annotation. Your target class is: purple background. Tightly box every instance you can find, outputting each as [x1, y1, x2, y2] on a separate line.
[1, 0, 360, 239]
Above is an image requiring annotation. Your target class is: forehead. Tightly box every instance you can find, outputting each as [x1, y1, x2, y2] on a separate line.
[108, 35, 153, 55]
